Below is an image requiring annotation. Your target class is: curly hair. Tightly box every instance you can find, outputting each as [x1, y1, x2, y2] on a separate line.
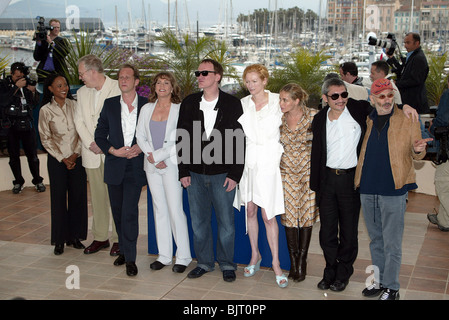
[41, 73, 74, 107]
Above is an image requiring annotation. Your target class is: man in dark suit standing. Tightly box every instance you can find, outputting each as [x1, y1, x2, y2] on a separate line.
[387, 32, 429, 114]
[95, 64, 147, 276]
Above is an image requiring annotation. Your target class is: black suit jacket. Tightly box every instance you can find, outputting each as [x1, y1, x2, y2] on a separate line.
[388, 46, 429, 114]
[95, 94, 147, 187]
[176, 89, 245, 183]
[310, 98, 372, 201]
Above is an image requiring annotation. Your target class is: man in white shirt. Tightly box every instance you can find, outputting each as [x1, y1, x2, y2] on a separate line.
[94, 64, 147, 276]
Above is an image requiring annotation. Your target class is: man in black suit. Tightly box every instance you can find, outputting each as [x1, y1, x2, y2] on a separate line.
[95, 64, 147, 276]
[387, 32, 429, 114]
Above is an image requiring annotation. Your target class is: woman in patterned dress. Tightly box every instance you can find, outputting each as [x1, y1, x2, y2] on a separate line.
[279, 83, 319, 282]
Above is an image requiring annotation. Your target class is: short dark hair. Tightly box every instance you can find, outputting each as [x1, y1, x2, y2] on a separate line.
[200, 58, 223, 83]
[406, 32, 421, 43]
[322, 77, 346, 96]
[371, 60, 390, 76]
[340, 61, 358, 76]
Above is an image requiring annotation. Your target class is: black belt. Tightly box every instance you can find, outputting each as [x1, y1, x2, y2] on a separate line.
[326, 167, 356, 175]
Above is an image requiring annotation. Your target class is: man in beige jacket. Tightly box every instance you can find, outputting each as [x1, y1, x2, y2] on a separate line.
[74, 54, 121, 255]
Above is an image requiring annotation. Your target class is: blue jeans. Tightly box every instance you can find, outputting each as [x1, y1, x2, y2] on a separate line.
[187, 172, 237, 271]
[360, 193, 407, 290]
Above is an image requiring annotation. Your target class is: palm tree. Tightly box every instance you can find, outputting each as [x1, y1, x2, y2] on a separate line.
[268, 48, 331, 108]
[425, 51, 448, 107]
[153, 30, 236, 98]
[59, 31, 121, 86]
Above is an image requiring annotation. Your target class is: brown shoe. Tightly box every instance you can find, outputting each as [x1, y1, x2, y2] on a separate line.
[83, 240, 110, 254]
[110, 242, 120, 256]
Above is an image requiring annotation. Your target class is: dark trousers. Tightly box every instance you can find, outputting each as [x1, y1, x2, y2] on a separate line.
[107, 162, 141, 263]
[7, 127, 43, 185]
[318, 168, 360, 282]
[47, 154, 88, 245]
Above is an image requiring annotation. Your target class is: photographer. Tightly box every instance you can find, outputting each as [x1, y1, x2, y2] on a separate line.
[0, 62, 45, 194]
[427, 77, 449, 232]
[33, 18, 69, 83]
[386, 32, 429, 114]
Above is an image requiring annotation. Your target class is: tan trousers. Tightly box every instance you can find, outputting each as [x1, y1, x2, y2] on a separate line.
[435, 161, 449, 228]
[86, 161, 118, 242]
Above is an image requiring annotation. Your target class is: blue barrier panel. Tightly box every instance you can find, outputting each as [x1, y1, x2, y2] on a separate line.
[147, 187, 292, 271]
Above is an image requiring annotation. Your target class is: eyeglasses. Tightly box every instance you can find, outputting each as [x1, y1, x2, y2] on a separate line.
[374, 92, 395, 99]
[326, 91, 349, 100]
[194, 70, 216, 77]
[78, 69, 91, 78]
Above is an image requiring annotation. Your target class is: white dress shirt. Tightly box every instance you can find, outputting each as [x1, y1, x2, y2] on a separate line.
[120, 94, 138, 147]
[326, 106, 361, 169]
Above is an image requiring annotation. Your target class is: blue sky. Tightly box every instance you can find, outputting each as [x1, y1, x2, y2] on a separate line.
[2, 0, 325, 29]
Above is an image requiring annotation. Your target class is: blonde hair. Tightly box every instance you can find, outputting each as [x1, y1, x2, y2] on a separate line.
[242, 64, 269, 83]
[280, 83, 309, 114]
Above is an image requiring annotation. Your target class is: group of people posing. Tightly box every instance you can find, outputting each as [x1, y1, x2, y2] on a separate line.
[36, 50, 430, 300]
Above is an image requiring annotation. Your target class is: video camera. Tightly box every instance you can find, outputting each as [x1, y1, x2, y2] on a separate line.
[433, 126, 449, 165]
[368, 32, 398, 56]
[33, 16, 54, 41]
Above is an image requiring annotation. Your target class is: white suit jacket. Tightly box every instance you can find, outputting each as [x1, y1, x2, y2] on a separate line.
[74, 75, 121, 169]
[136, 101, 180, 175]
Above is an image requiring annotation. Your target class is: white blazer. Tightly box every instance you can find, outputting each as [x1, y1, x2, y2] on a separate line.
[136, 101, 180, 175]
[74, 76, 121, 169]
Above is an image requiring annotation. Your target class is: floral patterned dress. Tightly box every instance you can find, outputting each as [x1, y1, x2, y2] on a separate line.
[280, 107, 319, 228]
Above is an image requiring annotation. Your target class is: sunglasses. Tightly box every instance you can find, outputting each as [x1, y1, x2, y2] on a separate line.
[375, 92, 395, 99]
[194, 70, 216, 77]
[326, 91, 349, 100]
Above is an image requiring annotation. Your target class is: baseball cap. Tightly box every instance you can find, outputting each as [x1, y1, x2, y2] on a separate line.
[371, 78, 395, 95]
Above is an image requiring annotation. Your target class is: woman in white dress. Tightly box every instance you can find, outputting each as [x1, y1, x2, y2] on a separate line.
[136, 72, 192, 273]
[234, 64, 287, 287]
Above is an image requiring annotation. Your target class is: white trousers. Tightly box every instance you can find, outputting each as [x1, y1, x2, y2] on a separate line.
[147, 168, 192, 266]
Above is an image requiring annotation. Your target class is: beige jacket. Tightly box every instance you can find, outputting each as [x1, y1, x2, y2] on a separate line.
[354, 105, 426, 190]
[74, 75, 121, 168]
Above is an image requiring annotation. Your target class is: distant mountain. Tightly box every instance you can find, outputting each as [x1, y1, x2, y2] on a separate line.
[1, 0, 68, 20]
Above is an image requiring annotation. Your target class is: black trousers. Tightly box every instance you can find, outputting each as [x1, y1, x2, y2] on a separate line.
[47, 154, 88, 245]
[7, 127, 43, 185]
[107, 162, 142, 263]
[318, 168, 360, 282]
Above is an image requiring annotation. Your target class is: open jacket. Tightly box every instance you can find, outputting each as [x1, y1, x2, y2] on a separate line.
[354, 105, 426, 190]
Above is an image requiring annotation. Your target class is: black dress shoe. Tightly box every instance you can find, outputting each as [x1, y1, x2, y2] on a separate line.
[67, 239, 85, 249]
[54, 244, 64, 255]
[317, 278, 331, 290]
[150, 261, 166, 270]
[114, 254, 126, 266]
[126, 262, 138, 276]
[83, 240, 110, 254]
[172, 264, 187, 273]
[187, 266, 207, 279]
[223, 270, 236, 282]
[330, 279, 349, 292]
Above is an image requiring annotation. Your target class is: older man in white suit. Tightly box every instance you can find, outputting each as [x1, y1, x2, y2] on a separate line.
[74, 54, 121, 255]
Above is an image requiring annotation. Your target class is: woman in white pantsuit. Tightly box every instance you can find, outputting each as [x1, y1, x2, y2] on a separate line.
[136, 72, 192, 273]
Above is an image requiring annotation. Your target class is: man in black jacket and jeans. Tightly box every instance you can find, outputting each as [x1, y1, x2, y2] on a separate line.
[176, 59, 245, 282]
[387, 32, 429, 114]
